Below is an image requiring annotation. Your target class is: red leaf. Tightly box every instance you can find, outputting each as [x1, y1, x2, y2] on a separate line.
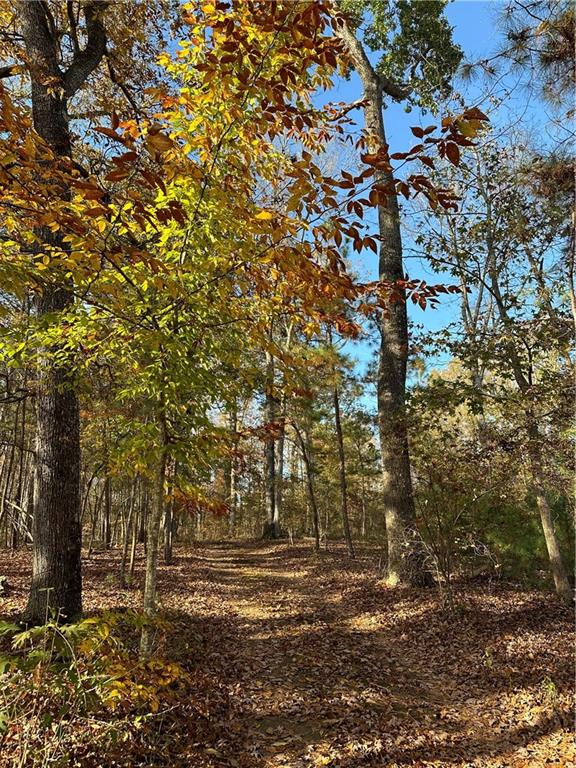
[446, 142, 460, 166]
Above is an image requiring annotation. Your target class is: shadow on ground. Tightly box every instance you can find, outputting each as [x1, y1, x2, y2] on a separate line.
[1, 541, 573, 767]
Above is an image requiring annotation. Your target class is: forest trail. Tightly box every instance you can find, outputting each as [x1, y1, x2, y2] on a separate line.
[157, 543, 573, 767]
[2, 542, 573, 767]
[202, 545, 455, 763]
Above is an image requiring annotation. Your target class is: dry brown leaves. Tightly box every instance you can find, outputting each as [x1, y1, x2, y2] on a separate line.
[0, 542, 573, 767]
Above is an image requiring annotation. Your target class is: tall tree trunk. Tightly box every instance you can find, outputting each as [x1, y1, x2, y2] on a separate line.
[275, 391, 287, 534]
[527, 422, 572, 604]
[120, 477, 138, 586]
[294, 423, 320, 552]
[263, 349, 279, 538]
[11, 395, 28, 550]
[568, 209, 576, 332]
[228, 405, 238, 536]
[163, 460, 176, 565]
[4, 403, 19, 549]
[140, 415, 168, 656]
[336, 20, 426, 585]
[333, 384, 355, 558]
[483, 214, 572, 605]
[102, 475, 112, 548]
[26, 284, 83, 622]
[128, 507, 140, 584]
[18, 2, 106, 623]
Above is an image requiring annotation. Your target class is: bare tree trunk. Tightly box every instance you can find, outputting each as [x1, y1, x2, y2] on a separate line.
[482, 212, 572, 604]
[336, 19, 426, 586]
[120, 477, 137, 586]
[275, 391, 287, 534]
[11, 396, 28, 550]
[128, 507, 140, 584]
[333, 384, 354, 558]
[102, 475, 112, 549]
[228, 406, 238, 536]
[527, 423, 572, 605]
[163, 461, 176, 565]
[567, 209, 576, 332]
[3, 403, 19, 550]
[263, 349, 279, 538]
[87, 481, 106, 556]
[140, 415, 168, 656]
[294, 423, 320, 552]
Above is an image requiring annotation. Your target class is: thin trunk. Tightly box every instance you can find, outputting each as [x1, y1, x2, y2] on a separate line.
[163, 496, 173, 565]
[484, 216, 572, 604]
[80, 467, 99, 528]
[568, 209, 576, 332]
[163, 461, 176, 565]
[13, 397, 28, 549]
[333, 384, 355, 558]
[527, 423, 572, 605]
[0, 452, 7, 544]
[263, 349, 279, 538]
[294, 423, 320, 552]
[120, 477, 138, 586]
[102, 475, 112, 549]
[140, 415, 168, 656]
[4, 403, 19, 550]
[228, 406, 238, 536]
[86, 485, 102, 558]
[128, 507, 139, 583]
[139, 487, 148, 545]
[275, 391, 287, 533]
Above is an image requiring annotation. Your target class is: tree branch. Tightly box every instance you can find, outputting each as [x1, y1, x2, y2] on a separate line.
[0, 64, 18, 79]
[66, 1, 80, 56]
[335, 15, 410, 100]
[63, 2, 107, 97]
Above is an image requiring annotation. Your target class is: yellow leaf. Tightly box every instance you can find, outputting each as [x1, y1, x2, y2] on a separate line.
[146, 133, 174, 153]
[255, 210, 274, 221]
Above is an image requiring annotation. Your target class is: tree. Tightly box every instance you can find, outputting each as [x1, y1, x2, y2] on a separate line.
[410, 134, 574, 603]
[335, 0, 462, 585]
[15, 2, 107, 623]
[0, 0, 485, 633]
[0, 0, 175, 623]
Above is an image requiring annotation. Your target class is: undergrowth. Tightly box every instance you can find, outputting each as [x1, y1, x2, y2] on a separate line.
[0, 611, 216, 767]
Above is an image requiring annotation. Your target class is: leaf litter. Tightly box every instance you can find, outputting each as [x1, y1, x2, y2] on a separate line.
[0, 542, 573, 767]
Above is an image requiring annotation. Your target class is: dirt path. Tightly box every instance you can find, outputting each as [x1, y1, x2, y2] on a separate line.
[1, 542, 573, 767]
[155, 543, 573, 768]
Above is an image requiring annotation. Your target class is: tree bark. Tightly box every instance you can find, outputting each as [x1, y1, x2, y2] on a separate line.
[228, 405, 238, 536]
[275, 391, 287, 532]
[333, 384, 355, 558]
[102, 475, 112, 548]
[294, 423, 320, 552]
[163, 460, 176, 565]
[525, 421, 572, 605]
[482, 201, 572, 605]
[18, 2, 106, 624]
[336, 18, 426, 585]
[263, 349, 279, 538]
[120, 477, 137, 586]
[140, 417, 168, 657]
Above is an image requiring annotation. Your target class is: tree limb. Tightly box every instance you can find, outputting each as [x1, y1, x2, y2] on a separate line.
[63, 2, 107, 97]
[334, 16, 410, 100]
[0, 64, 17, 79]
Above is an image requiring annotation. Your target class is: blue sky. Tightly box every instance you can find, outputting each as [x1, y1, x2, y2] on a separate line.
[324, 1, 541, 380]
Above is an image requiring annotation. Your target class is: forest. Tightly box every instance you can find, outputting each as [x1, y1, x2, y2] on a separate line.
[0, 1, 573, 766]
